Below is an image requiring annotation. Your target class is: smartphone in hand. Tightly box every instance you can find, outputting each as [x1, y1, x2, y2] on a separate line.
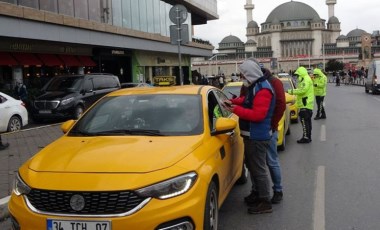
[223, 101, 232, 108]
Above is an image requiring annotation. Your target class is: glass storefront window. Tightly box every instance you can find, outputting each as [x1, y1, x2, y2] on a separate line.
[18, 0, 38, 8]
[89, 0, 101, 22]
[74, 0, 88, 20]
[131, 0, 140, 30]
[100, 0, 112, 24]
[40, 0, 58, 13]
[159, 2, 166, 36]
[146, 0, 154, 33]
[0, 0, 17, 4]
[139, 0, 147, 32]
[122, 0, 132, 29]
[153, 0, 160, 34]
[112, 0, 122, 27]
[58, 0, 74, 17]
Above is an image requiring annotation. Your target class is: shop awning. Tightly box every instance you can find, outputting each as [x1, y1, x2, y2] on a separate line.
[58, 55, 83, 67]
[77, 56, 96, 67]
[0, 52, 18, 66]
[12, 53, 43, 66]
[37, 54, 64, 66]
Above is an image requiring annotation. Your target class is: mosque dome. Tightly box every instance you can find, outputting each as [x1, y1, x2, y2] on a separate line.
[220, 35, 243, 44]
[328, 16, 340, 24]
[346, 28, 367, 38]
[336, 35, 348, 40]
[247, 20, 259, 28]
[246, 39, 257, 45]
[265, 1, 320, 23]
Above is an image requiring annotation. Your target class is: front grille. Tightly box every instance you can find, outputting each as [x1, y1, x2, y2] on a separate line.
[34, 100, 60, 110]
[26, 189, 146, 215]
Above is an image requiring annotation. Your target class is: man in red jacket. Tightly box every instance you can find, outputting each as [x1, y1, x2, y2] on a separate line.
[243, 61, 286, 205]
[224, 59, 275, 214]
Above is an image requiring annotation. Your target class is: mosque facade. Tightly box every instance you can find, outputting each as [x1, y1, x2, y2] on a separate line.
[193, 0, 380, 76]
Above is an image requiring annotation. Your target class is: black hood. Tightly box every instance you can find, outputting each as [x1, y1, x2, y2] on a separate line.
[36, 91, 78, 101]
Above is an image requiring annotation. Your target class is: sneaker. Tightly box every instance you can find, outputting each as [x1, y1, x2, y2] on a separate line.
[297, 138, 311, 144]
[0, 143, 9, 151]
[320, 115, 326, 119]
[244, 191, 258, 205]
[247, 199, 272, 214]
[271, 191, 283, 204]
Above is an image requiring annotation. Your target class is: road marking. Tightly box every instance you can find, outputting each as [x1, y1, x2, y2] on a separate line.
[320, 125, 326, 142]
[373, 97, 380, 103]
[313, 166, 325, 230]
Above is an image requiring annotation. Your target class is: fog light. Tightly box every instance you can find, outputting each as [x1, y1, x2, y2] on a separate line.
[156, 218, 194, 230]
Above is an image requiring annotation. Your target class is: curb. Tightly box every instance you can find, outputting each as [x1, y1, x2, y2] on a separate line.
[0, 196, 10, 222]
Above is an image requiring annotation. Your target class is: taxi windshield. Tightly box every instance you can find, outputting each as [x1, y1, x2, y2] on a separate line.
[69, 94, 203, 136]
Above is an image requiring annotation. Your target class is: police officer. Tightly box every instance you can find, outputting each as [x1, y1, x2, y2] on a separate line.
[313, 68, 327, 120]
[287, 67, 314, 144]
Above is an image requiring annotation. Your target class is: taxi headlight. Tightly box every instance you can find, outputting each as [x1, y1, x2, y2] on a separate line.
[61, 97, 75, 106]
[13, 173, 31, 196]
[135, 172, 197, 199]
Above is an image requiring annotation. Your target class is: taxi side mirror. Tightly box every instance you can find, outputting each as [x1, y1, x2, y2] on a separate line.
[61, 119, 76, 134]
[211, 117, 237, 136]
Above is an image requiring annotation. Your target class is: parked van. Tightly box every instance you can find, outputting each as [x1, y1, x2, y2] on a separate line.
[365, 60, 380, 94]
[32, 73, 120, 121]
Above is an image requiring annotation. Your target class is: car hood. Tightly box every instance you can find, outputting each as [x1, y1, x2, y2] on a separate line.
[28, 135, 203, 173]
[36, 91, 77, 100]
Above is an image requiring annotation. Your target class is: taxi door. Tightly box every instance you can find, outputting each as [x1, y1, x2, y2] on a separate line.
[207, 90, 242, 198]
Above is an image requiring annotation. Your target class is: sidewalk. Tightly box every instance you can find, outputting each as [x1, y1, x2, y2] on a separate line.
[0, 123, 63, 221]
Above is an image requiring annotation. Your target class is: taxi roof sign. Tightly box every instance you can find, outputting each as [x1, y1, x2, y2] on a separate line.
[153, 76, 176, 86]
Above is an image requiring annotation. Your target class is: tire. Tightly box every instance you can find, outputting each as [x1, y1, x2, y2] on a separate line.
[203, 181, 219, 230]
[236, 162, 248, 185]
[74, 105, 84, 119]
[7, 116, 22, 132]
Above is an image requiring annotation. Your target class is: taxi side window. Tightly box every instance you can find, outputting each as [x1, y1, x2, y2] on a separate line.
[214, 90, 232, 117]
[207, 90, 230, 131]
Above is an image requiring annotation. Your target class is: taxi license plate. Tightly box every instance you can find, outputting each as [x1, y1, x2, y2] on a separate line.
[47, 219, 111, 230]
[39, 110, 51, 114]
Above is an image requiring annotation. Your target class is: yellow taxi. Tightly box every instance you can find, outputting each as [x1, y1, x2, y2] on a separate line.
[222, 81, 290, 151]
[9, 85, 247, 230]
[278, 77, 298, 123]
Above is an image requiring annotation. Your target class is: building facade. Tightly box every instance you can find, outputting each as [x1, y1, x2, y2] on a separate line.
[0, 0, 217, 92]
[193, 0, 380, 77]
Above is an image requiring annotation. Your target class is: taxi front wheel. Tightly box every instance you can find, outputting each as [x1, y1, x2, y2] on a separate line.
[203, 181, 219, 230]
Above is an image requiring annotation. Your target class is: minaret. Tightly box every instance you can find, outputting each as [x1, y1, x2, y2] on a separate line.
[244, 0, 254, 25]
[326, 0, 337, 18]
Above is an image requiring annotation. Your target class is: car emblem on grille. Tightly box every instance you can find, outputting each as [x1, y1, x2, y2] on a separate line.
[70, 194, 85, 211]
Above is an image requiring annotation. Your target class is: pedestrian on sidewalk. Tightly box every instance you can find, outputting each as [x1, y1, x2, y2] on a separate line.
[313, 68, 327, 120]
[0, 134, 9, 151]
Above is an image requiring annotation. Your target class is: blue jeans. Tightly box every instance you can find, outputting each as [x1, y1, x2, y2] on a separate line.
[267, 131, 283, 192]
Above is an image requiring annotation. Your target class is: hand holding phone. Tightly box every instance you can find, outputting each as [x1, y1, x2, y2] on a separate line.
[223, 100, 232, 108]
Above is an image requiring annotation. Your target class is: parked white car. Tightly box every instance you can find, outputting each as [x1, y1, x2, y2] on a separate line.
[0, 92, 28, 133]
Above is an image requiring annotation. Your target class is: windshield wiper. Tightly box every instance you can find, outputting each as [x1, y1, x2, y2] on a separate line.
[91, 129, 165, 136]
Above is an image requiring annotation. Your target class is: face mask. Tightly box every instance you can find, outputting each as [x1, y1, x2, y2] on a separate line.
[242, 79, 250, 87]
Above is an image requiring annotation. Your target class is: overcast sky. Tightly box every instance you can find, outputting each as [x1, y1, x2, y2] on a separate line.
[195, 0, 380, 49]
